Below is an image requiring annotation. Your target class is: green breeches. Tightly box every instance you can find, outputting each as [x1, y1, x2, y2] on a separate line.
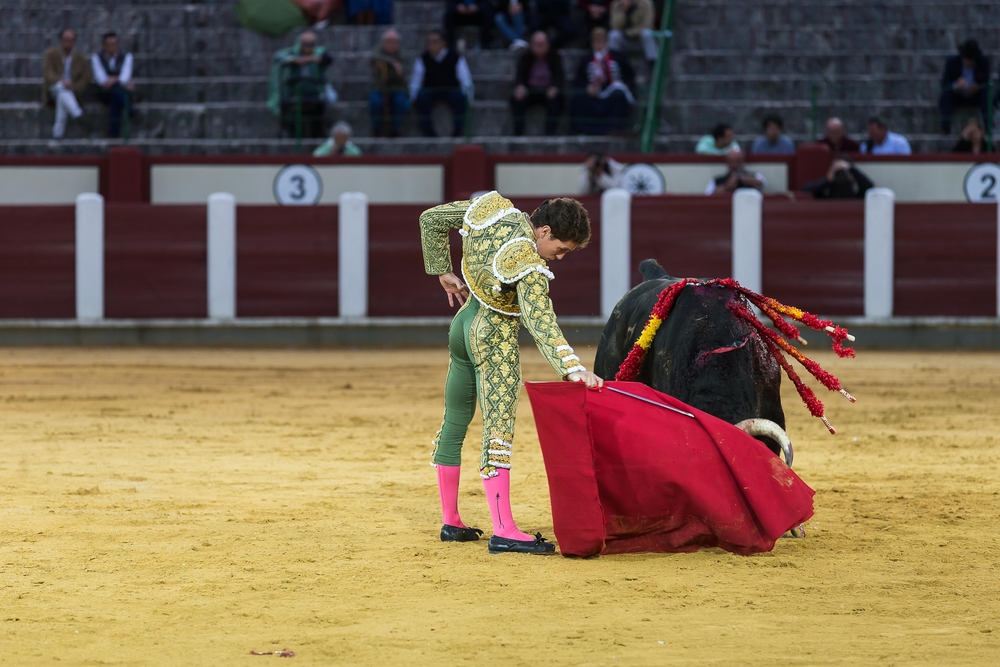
[432, 297, 522, 478]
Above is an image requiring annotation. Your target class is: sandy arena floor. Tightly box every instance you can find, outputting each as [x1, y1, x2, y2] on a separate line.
[0, 346, 998, 666]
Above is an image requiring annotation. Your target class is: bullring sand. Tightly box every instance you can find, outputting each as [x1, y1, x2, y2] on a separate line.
[1, 347, 998, 665]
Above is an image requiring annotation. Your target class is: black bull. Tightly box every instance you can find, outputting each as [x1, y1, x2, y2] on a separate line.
[594, 260, 786, 456]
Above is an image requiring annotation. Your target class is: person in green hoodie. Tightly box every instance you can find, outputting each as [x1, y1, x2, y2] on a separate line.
[268, 30, 333, 138]
[369, 29, 410, 137]
[313, 121, 363, 156]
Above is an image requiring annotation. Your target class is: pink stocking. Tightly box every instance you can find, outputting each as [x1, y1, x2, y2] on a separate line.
[436, 465, 467, 528]
[482, 469, 534, 541]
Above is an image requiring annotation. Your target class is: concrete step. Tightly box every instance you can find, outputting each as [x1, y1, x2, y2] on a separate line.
[673, 26, 1000, 52]
[5, 98, 641, 140]
[0, 135, 665, 157]
[0, 75, 514, 104]
[660, 100, 956, 136]
[675, 1, 999, 28]
[0, 49, 652, 88]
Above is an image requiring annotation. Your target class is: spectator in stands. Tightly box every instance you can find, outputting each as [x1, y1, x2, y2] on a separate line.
[90, 32, 135, 138]
[494, 0, 531, 49]
[347, 0, 394, 25]
[510, 31, 564, 135]
[705, 148, 765, 195]
[410, 30, 474, 137]
[952, 117, 991, 154]
[579, 0, 612, 32]
[695, 123, 738, 155]
[578, 151, 623, 194]
[860, 117, 911, 155]
[42, 28, 91, 139]
[313, 121, 362, 156]
[750, 115, 795, 155]
[608, 0, 657, 69]
[531, 0, 576, 48]
[444, 0, 494, 50]
[939, 39, 990, 134]
[370, 29, 409, 137]
[802, 159, 873, 199]
[268, 31, 333, 139]
[569, 27, 635, 135]
[817, 117, 861, 153]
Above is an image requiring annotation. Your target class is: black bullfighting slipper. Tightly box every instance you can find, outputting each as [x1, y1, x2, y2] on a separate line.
[487, 532, 556, 555]
[440, 525, 484, 542]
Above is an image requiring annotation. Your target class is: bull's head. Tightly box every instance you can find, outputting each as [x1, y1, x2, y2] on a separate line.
[653, 285, 791, 462]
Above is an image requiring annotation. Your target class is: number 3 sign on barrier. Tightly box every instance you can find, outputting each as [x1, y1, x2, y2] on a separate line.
[963, 163, 1000, 203]
[274, 164, 323, 205]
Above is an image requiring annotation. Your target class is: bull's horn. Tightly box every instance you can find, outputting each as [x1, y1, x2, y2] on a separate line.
[735, 419, 794, 467]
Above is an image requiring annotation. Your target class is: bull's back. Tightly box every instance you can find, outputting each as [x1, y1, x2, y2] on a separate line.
[594, 278, 682, 380]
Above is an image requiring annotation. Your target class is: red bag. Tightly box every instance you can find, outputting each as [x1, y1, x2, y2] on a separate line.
[524, 381, 815, 557]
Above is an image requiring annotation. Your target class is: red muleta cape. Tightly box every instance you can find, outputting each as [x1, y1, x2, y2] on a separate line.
[524, 381, 815, 557]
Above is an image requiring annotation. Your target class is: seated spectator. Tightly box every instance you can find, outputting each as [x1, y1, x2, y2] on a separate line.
[953, 117, 991, 154]
[608, 0, 657, 69]
[859, 117, 911, 155]
[817, 117, 861, 153]
[531, 0, 575, 49]
[510, 31, 564, 136]
[695, 122, 738, 155]
[445, 0, 494, 50]
[569, 27, 635, 135]
[313, 121, 362, 156]
[578, 0, 612, 32]
[802, 159, 873, 199]
[346, 0, 393, 25]
[90, 32, 135, 138]
[268, 31, 333, 139]
[705, 148, 765, 195]
[939, 39, 990, 134]
[494, 0, 530, 49]
[578, 151, 623, 194]
[410, 30, 474, 137]
[750, 115, 795, 155]
[369, 29, 409, 137]
[42, 28, 91, 139]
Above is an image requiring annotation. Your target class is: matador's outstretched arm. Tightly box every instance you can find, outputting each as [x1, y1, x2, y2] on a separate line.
[419, 199, 471, 275]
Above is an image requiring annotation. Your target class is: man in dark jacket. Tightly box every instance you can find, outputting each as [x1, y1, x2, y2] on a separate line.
[569, 27, 635, 135]
[409, 30, 474, 137]
[274, 31, 333, 139]
[510, 31, 564, 136]
[369, 29, 409, 137]
[802, 159, 874, 199]
[939, 39, 991, 134]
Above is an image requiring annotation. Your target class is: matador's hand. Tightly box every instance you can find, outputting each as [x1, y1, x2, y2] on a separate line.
[567, 371, 604, 388]
[438, 272, 470, 308]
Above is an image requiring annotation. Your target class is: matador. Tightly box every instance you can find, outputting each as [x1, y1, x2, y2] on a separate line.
[419, 191, 603, 555]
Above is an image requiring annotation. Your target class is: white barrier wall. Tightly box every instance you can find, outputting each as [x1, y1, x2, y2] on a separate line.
[600, 188, 632, 318]
[207, 193, 237, 319]
[496, 162, 790, 196]
[75, 193, 104, 321]
[150, 164, 444, 204]
[1, 167, 100, 205]
[864, 188, 896, 318]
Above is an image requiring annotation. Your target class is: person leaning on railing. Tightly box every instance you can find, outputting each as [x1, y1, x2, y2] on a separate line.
[370, 29, 410, 137]
[510, 31, 564, 136]
[42, 28, 91, 139]
[90, 31, 135, 139]
[409, 30, 474, 138]
[268, 31, 333, 139]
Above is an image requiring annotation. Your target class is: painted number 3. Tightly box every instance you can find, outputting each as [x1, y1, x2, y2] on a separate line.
[273, 164, 322, 205]
[290, 175, 306, 199]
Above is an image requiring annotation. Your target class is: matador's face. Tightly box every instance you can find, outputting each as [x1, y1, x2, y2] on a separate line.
[534, 226, 578, 262]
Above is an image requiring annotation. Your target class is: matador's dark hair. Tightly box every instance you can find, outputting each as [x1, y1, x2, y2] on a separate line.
[530, 198, 591, 248]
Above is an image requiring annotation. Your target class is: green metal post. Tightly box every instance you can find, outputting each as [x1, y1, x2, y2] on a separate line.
[639, 0, 676, 154]
[810, 82, 818, 141]
[294, 84, 303, 153]
[988, 79, 994, 151]
[122, 89, 131, 144]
